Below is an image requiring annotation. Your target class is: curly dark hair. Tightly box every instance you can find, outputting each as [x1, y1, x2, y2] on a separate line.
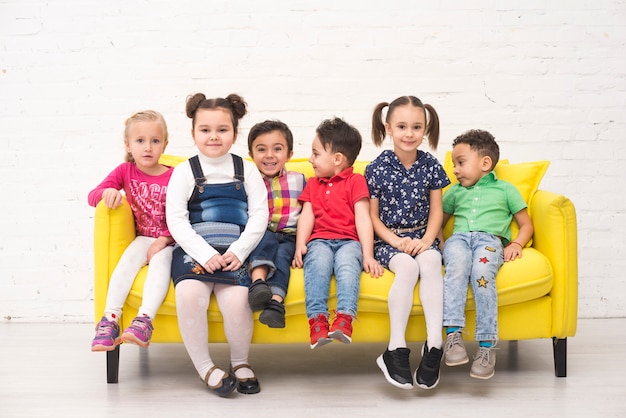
[452, 129, 500, 169]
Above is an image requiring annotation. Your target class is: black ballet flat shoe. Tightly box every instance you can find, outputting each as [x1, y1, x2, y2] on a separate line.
[248, 279, 272, 311]
[259, 299, 286, 328]
[203, 365, 238, 397]
[231, 364, 261, 395]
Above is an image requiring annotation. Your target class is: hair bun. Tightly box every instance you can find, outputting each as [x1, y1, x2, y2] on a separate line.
[226, 93, 248, 120]
[185, 93, 206, 118]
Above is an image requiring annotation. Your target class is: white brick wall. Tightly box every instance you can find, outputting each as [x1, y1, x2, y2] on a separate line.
[1, 0, 624, 321]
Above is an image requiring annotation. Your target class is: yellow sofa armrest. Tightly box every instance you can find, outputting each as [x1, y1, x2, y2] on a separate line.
[529, 190, 578, 338]
[93, 198, 136, 323]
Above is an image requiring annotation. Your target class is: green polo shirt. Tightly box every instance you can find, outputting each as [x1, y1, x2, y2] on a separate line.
[442, 172, 527, 243]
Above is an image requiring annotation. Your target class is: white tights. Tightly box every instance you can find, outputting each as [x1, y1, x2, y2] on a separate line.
[387, 250, 443, 351]
[104, 236, 173, 320]
[175, 280, 254, 386]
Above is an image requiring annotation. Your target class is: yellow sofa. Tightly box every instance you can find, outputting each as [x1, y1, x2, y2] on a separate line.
[93, 155, 578, 383]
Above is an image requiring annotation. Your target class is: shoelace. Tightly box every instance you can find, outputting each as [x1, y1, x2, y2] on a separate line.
[391, 349, 410, 368]
[130, 318, 153, 333]
[446, 331, 464, 350]
[95, 321, 116, 336]
[422, 347, 442, 368]
[474, 347, 493, 365]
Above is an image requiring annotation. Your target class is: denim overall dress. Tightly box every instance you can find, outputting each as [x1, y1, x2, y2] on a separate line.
[171, 154, 250, 287]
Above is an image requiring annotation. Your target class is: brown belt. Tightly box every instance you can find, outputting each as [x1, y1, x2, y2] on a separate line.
[390, 225, 427, 234]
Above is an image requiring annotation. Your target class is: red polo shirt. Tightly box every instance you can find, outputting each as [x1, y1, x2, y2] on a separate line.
[298, 167, 370, 242]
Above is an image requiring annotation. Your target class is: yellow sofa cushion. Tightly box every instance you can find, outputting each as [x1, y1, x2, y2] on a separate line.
[126, 243, 553, 318]
[134, 154, 552, 317]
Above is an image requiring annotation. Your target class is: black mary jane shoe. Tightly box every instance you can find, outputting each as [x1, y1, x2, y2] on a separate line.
[203, 365, 238, 397]
[231, 364, 261, 394]
[248, 279, 272, 311]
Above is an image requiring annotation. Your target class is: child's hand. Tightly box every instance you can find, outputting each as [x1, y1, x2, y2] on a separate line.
[392, 236, 413, 252]
[504, 242, 523, 262]
[147, 238, 167, 262]
[101, 188, 123, 209]
[363, 256, 384, 278]
[398, 237, 432, 256]
[204, 254, 227, 274]
[413, 237, 434, 255]
[221, 251, 242, 271]
[292, 245, 307, 268]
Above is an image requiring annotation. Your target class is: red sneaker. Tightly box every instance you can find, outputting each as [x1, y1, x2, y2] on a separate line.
[329, 313, 353, 344]
[309, 314, 332, 349]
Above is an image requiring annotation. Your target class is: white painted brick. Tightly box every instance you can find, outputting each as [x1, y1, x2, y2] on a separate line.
[0, 0, 624, 321]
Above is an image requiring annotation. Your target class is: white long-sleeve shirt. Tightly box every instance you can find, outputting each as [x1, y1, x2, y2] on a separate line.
[166, 152, 269, 267]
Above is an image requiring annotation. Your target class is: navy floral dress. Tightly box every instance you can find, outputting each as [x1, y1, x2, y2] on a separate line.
[364, 149, 450, 268]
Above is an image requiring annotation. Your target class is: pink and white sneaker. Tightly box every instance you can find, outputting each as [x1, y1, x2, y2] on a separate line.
[121, 316, 154, 347]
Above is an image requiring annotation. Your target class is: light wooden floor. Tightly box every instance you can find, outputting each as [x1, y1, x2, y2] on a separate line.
[0, 318, 623, 417]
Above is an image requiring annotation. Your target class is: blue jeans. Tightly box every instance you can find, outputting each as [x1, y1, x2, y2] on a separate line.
[248, 230, 296, 299]
[304, 239, 362, 319]
[442, 232, 503, 342]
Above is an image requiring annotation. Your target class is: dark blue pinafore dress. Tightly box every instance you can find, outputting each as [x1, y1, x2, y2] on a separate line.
[171, 154, 251, 287]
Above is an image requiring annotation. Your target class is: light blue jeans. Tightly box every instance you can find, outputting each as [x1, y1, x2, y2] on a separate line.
[304, 239, 362, 319]
[443, 232, 503, 342]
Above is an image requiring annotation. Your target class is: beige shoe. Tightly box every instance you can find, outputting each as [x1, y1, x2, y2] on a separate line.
[444, 330, 469, 366]
[470, 346, 496, 379]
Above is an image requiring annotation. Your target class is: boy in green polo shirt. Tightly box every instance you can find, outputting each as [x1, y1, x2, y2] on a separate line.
[441, 129, 534, 380]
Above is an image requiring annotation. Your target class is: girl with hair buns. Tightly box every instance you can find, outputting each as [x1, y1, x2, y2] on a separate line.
[166, 93, 269, 397]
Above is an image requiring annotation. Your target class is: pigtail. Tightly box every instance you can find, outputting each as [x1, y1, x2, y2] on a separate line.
[424, 103, 440, 151]
[371, 102, 389, 147]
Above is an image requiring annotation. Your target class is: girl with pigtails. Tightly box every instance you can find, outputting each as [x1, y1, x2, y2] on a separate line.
[365, 96, 450, 391]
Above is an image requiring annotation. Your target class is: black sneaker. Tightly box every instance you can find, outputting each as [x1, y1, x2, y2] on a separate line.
[248, 279, 272, 311]
[259, 299, 285, 328]
[414, 343, 443, 389]
[376, 348, 413, 390]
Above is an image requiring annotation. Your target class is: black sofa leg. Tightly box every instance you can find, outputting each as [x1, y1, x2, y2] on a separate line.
[553, 337, 567, 377]
[106, 346, 120, 383]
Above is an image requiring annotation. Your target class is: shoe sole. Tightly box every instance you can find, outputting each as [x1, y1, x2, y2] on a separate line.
[121, 332, 150, 348]
[375, 355, 413, 390]
[414, 368, 440, 390]
[259, 313, 285, 328]
[470, 370, 495, 379]
[445, 356, 469, 367]
[91, 337, 121, 352]
[310, 337, 333, 349]
[328, 330, 352, 344]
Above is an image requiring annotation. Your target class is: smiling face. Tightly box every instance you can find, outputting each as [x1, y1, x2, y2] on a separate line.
[309, 135, 339, 178]
[451, 143, 493, 187]
[385, 104, 426, 159]
[125, 120, 167, 174]
[192, 108, 236, 159]
[249, 130, 293, 177]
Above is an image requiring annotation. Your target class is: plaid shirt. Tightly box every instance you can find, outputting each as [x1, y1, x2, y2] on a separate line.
[263, 168, 306, 234]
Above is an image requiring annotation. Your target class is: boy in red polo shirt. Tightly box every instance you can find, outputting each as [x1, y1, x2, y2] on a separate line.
[292, 117, 384, 349]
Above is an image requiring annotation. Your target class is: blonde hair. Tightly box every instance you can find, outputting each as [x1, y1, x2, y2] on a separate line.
[123, 110, 168, 162]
